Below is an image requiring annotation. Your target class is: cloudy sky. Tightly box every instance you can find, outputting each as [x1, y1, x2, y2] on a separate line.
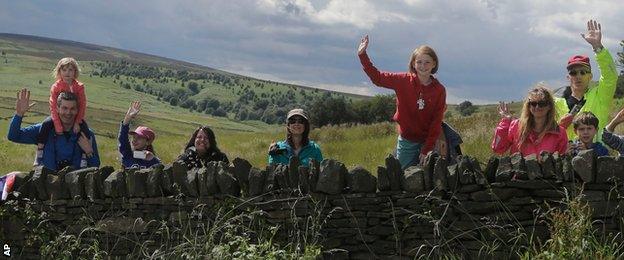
[1, 0, 622, 103]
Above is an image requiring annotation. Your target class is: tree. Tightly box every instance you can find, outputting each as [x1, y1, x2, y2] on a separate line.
[457, 100, 477, 116]
[188, 82, 200, 94]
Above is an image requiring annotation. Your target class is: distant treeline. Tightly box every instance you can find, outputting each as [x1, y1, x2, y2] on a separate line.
[90, 60, 396, 126]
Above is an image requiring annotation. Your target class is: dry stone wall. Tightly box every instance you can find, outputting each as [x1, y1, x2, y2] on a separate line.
[2, 150, 624, 259]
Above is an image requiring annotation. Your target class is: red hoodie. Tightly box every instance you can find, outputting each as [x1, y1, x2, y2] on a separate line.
[359, 52, 446, 155]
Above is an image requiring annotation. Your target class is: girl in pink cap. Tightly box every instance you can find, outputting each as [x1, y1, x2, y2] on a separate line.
[118, 101, 161, 169]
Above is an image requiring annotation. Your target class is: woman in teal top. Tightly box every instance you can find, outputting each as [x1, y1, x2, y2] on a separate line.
[268, 108, 323, 167]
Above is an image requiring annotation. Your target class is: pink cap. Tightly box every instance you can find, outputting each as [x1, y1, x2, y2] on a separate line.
[129, 126, 155, 141]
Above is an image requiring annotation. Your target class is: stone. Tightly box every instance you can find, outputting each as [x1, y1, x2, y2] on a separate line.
[422, 152, 438, 190]
[505, 180, 554, 190]
[385, 154, 403, 191]
[552, 153, 564, 182]
[298, 166, 310, 193]
[402, 166, 425, 193]
[309, 159, 320, 192]
[484, 156, 499, 183]
[84, 170, 100, 200]
[31, 165, 51, 200]
[316, 159, 347, 194]
[458, 184, 481, 193]
[232, 157, 252, 195]
[161, 164, 175, 195]
[347, 166, 377, 193]
[322, 248, 349, 260]
[196, 166, 209, 196]
[104, 170, 127, 198]
[572, 149, 595, 183]
[264, 165, 277, 193]
[540, 152, 556, 179]
[524, 154, 542, 180]
[47, 171, 68, 200]
[274, 164, 290, 190]
[172, 160, 198, 197]
[447, 164, 460, 190]
[561, 154, 574, 182]
[146, 165, 164, 197]
[377, 166, 391, 191]
[288, 156, 300, 189]
[205, 162, 220, 195]
[596, 156, 624, 183]
[248, 168, 266, 196]
[511, 152, 526, 174]
[433, 157, 449, 190]
[65, 167, 97, 199]
[460, 169, 475, 185]
[470, 188, 525, 201]
[216, 161, 240, 196]
[126, 168, 149, 198]
[496, 156, 513, 182]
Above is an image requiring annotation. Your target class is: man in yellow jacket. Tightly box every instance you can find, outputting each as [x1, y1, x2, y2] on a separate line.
[556, 19, 618, 143]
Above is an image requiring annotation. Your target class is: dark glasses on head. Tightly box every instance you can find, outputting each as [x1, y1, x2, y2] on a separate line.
[528, 100, 549, 108]
[288, 117, 306, 124]
[568, 70, 590, 76]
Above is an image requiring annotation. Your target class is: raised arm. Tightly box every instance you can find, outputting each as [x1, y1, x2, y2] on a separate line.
[357, 35, 408, 90]
[8, 89, 38, 143]
[491, 102, 515, 154]
[123, 101, 141, 125]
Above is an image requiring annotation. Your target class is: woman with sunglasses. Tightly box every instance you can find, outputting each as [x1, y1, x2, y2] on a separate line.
[358, 35, 446, 169]
[492, 85, 568, 156]
[268, 108, 323, 167]
[177, 126, 228, 169]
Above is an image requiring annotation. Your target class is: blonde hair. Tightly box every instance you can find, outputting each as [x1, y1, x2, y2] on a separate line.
[408, 45, 439, 74]
[517, 84, 559, 150]
[52, 57, 80, 80]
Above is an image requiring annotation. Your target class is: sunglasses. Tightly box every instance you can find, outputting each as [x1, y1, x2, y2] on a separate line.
[288, 118, 306, 124]
[528, 100, 550, 108]
[568, 70, 590, 76]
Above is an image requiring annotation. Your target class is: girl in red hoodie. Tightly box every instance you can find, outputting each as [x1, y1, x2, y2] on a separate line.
[34, 57, 90, 163]
[358, 35, 447, 169]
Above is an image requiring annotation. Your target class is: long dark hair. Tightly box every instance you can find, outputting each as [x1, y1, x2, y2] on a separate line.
[287, 118, 310, 148]
[185, 126, 222, 155]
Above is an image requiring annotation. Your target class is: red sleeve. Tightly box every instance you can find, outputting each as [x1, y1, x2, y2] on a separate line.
[49, 83, 63, 133]
[556, 126, 569, 154]
[420, 87, 446, 155]
[74, 83, 87, 125]
[358, 52, 408, 90]
[491, 117, 514, 154]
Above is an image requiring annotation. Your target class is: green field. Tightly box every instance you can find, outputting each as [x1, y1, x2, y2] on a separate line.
[3, 34, 624, 175]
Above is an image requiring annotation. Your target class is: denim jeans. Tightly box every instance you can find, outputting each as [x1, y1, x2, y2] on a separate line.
[396, 136, 423, 170]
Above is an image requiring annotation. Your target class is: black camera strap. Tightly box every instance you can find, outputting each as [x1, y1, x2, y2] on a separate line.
[52, 132, 79, 169]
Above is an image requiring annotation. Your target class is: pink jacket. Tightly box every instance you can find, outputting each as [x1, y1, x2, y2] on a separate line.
[50, 79, 87, 133]
[491, 117, 568, 156]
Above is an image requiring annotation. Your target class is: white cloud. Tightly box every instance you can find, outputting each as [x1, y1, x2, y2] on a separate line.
[3, 0, 623, 104]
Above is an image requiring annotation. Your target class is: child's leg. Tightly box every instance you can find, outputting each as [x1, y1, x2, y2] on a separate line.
[395, 136, 422, 170]
[36, 117, 55, 148]
[78, 120, 91, 139]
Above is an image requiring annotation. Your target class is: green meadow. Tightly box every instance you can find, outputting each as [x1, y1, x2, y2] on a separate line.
[2, 34, 624, 176]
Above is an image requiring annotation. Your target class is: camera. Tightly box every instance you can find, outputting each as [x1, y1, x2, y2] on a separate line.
[133, 150, 147, 159]
[57, 159, 72, 169]
[269, 147, 287, 156]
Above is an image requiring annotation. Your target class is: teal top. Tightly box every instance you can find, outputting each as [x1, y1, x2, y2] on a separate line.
[268, 140, 323, 167]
